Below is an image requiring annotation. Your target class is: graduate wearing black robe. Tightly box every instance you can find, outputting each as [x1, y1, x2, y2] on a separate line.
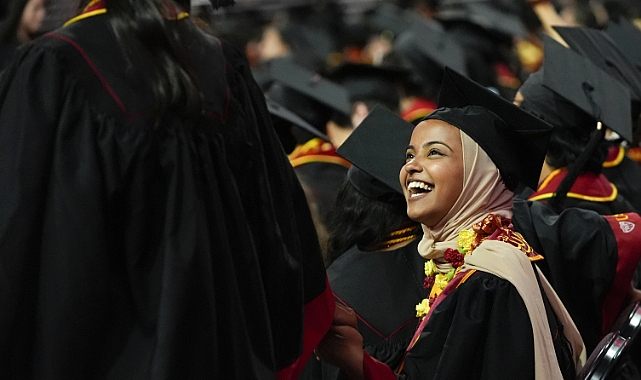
[603, 145, 641, 215]
[327, 240, 427, 369]
[526, 168, 635, 216]
[601, 145, 641, 290]
[512, 197, 641, 353]
[358, 251, 577, 380]
[0, 8, 333, 379]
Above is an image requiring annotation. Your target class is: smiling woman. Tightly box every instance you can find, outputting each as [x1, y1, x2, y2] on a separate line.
[401, 119, 464, 228]
[316, 67, 586, 380]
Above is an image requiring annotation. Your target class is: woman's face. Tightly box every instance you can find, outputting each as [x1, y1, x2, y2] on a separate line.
[400, 119, 464, 227]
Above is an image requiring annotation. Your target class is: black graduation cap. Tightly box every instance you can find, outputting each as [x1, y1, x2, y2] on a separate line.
[269, 59, 351, 116]
[326, 62, 408, 110]
[395, 19, 468, 76]
[542, 35, 633, 142]
[435, 2, 528, 39]
[336, 106, 414, 196]
[605, 18, 641, 73]
[431, 67, 553, 190]
[266, 58, 351, 133]
[553, 26, 641, 104]
[368, 3, 411, 40]
[266, 99, 330, 154]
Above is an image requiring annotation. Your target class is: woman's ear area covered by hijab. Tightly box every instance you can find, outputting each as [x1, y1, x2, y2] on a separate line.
[401, 119, 464, 228]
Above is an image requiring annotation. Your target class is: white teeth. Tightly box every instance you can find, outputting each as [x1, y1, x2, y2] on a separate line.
[408, 181, 434, 192]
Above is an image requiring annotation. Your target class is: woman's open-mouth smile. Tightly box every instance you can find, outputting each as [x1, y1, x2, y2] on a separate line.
[407, 180, 434, 199]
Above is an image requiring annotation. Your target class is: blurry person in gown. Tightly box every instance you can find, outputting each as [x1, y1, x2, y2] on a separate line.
[0, 0, 334, 378]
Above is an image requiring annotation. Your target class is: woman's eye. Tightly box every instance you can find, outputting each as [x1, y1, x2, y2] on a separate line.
[427, 149, 443, 157]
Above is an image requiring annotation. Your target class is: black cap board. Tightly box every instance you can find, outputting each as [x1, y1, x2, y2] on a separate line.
[435, 2, 528, 39]
[605, 18, 641, 73]
[398, 19, 468, 76]
[553, 26, 641, 103]
[430, 67, 553, 190]
[336, 106, 414, 195]
[269, 59, 351, 117]
[542, 35, 633, 142]
[327, 62, 408, 109]
[369, 3, 411, 39]
[266, 99, 330, 153]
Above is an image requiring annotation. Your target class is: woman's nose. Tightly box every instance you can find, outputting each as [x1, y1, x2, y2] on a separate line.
[402, 159, 421, 174]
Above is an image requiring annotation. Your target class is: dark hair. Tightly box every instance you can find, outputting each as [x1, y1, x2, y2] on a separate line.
[0, 0, 31, 45]
[106, 0, 202, 115]
[545, 126, 608, 174]
[325, 179, 419, 265]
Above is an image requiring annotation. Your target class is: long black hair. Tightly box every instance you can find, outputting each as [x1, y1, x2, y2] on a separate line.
[105, 0, 203, 115]
[104, 0, 234, 115]
[325, 179, 419, 266]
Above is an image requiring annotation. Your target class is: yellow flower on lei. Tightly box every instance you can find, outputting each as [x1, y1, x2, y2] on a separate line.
[434, 273, 449, 290]
[424, 259, 439, 277]
[416, 298, 431, 317]
[457, 229, 475, 253]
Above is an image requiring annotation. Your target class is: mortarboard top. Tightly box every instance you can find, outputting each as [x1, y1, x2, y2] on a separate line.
[434, 2, 528, 39]
[326, 62, 408, 107]
[266, 99, 330, 153]
[431, 66, 553, 190]
[396, 19, 469, 76]
[553, 26, 641, 103]
[336, 106, 414, 196]
[542, 35, 633, 142]
[268, 58, 351, 117]
[605, 18, 641, 73]
[368, 3, 411, 40]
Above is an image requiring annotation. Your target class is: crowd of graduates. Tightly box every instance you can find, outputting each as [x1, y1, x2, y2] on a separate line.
[209, 0, 641, 378]
[1, 0, 641, 378]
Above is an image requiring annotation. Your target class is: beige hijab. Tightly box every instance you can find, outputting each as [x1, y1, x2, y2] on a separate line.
[417, 131, 513, 263]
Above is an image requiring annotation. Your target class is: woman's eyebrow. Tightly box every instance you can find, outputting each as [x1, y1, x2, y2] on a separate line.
[422, 140, 453, 152]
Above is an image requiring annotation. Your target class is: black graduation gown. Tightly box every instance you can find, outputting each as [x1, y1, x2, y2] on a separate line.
[300, 240, 427, 380]
[398, 270, 574, 380]
[527, 169, 636, 216]
[513, 198, 641, 363]
[0, 43, 18, 73]
[512, 198, 618, 353]
[0, 13, 333, 379]
[362, 267, 575, 380]
[602, 145, 641, 215]
[602, 145, 641, 289]
[328, 240, 427, 369]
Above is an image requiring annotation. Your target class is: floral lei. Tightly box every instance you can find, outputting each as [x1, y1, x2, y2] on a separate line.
[415, 214, 540, 318]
